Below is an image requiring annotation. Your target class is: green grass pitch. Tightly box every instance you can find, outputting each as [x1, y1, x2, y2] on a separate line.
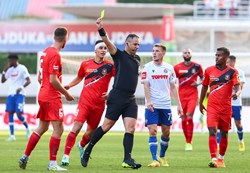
[0, 131, 249, 173]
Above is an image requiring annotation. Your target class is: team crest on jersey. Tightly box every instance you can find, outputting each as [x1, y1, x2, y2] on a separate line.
[191, 68, 196, 74]
[225, 74, 230, 80]
[164, 69, 168, 73]
[102, 68, 107, 76]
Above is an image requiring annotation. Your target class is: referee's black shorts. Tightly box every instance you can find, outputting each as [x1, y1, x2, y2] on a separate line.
[105, 88, 138, 121]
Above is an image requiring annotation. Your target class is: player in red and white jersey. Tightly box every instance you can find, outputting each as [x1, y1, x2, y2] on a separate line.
[199, 47, 241, 168]
[174, 49, 203, 151]
[141, 43, 183, 167]
[19, 27, 74, 171]
[61, 40, 115, 166]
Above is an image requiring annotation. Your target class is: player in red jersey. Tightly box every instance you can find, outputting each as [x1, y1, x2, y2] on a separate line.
[60, 40, 115, 166]
[199, 47, 241, 168]
[174, 49, 203, 151]
[19, 27, 74, 171]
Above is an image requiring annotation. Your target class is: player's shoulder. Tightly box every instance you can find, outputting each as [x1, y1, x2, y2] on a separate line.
[143, 61, 153, 69]
[103, 59, 114, 65]
[228, 66, 238, 73]
[192, 61, 202, 67]
[205, 65, 216, 71]
[44, 47, 57, 54]
[162, 62, 174, 70]
[80, 58, 93, 66]
[44, 47, 60, 60]
[18, 64, 28, 70]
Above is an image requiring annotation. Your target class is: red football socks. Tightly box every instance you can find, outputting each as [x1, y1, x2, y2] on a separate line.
[182, 118, 188, 142]
[24, 132, 41, 156]
[219, 136, 228, 156]
[186, 117, 194, 143]
[50, 136, 61, 160]
[80, 133, 90, 148]
[209, 136, 217, 159]
[64, 131, 77, 155]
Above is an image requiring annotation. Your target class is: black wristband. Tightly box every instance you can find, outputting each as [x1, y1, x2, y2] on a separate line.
[98, 28, 106, 36]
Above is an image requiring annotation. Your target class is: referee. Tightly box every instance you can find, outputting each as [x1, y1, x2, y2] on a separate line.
[81, 17, 141, 169]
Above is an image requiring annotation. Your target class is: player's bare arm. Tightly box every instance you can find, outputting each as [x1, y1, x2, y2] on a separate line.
[1, 63, 10, 83]
[191, 76, 203, 87]
[232, 84, 241, 100]
[1, 71, 7, 83]
[50, 74, 74, 101]
[37, 71, 42, 84]
[64, 76, 83, 90]
[16, 76, 31, 94]
[96, 17, 117, 55]
[170, 82, 183, 117]
[143, 81, 154, 112]
[199, 85, 208, 114]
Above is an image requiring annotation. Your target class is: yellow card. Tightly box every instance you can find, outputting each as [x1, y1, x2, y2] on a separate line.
[100, 9, 105, 19]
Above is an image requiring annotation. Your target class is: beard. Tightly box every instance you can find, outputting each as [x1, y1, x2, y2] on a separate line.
[184, 57, 191, 62]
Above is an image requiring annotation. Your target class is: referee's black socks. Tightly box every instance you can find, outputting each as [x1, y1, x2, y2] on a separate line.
[85, 126, 106, 153]
[123, 133, 134, 160]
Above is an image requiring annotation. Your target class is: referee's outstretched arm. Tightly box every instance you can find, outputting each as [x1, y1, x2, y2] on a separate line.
[96, 17, 117, 55]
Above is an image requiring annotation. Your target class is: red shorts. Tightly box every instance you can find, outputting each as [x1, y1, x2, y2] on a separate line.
[37, 99, 64, 121]
[180, 98, 197, 115]
[74, 103, 105, 130]
[206, 111, 231, 131]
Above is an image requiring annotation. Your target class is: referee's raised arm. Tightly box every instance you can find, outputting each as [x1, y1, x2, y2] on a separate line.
[96, 17, 117, 55]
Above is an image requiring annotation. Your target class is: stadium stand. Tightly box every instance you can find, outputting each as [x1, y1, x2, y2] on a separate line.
[0, 0, 28, 20]
[194, 0, 250, 19]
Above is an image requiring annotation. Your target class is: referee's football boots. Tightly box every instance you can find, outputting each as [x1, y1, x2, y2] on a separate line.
[122, 158, 142, 169]
[81, 151, 91, 167]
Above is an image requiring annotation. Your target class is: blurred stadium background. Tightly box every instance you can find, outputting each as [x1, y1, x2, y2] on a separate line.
[0, 0, 250, 132]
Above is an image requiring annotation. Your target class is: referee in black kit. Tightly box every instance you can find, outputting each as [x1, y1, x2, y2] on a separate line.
[81, 17, 141, 169]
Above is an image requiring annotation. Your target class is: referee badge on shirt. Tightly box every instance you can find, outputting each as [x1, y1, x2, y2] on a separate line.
[225, 74, 230, 81]
[192, 68, 196, 74]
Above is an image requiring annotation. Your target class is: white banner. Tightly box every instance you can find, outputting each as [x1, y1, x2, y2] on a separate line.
[0, 104, 249, 132]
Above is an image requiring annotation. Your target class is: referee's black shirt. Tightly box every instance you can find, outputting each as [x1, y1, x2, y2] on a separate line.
[111, 49, 140, 95]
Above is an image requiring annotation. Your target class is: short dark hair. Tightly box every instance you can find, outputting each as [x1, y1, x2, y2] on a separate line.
[229, 55, 236, 60]
[54, 27, 68, 42]
[8, 54, 18, 60]
[125, 34, 139, 42]
[217, 47, 230, 56]
[95, 40, 104, 45]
